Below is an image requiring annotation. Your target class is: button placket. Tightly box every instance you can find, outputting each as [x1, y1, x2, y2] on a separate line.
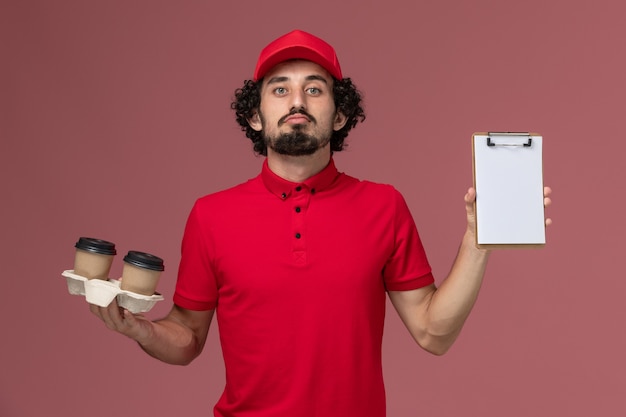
[291, 185, 310, 258]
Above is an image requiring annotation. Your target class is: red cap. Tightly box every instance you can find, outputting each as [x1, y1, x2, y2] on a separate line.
[253, 30, 343, 81]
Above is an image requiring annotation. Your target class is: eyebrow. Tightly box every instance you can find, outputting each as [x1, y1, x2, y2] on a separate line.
[266, 74, 329, 85]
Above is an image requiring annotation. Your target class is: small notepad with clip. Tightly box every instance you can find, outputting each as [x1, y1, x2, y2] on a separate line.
[472, 132, 545, 249]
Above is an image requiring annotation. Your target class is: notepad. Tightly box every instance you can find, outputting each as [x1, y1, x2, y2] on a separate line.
[472, 132, 545, 248]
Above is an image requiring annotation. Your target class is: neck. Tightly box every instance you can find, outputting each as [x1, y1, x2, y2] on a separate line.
[266, 147, 331, 182]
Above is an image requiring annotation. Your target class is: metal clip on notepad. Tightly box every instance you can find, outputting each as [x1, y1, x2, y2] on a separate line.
[486, 132, 533, 147]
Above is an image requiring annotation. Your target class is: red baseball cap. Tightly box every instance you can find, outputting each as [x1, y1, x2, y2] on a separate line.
[253, 30, 343, 81]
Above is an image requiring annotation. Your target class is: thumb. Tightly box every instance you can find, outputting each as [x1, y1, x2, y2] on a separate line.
[465, 187, 476, 212]
[464, 187, 478, 232]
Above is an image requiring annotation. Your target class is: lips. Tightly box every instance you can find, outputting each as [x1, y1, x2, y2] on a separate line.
[284, 115, 310, 123]
[279, 110, 315, 126]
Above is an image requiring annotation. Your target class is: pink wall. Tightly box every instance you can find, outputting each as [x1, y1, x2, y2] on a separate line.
[2, 0, 625, 416]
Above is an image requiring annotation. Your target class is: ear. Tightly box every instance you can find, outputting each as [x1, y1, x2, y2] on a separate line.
[247, 110, 262, 132]
[333, 111, 348, 131]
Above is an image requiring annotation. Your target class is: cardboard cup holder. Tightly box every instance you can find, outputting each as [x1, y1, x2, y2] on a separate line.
[62, 270, 164, 313]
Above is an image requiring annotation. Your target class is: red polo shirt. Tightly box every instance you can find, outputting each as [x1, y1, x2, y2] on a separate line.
[174, 158, 434, 417]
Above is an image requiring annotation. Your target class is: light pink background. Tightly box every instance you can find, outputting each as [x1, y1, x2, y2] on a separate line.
[2, 1, 625, 416]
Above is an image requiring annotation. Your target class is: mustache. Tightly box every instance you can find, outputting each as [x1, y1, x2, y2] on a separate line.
[278, 108, 316, 126]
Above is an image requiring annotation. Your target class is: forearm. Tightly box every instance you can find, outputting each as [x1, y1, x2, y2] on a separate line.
[424, 230, 490, 350]
[91, 301, 211, 366]
[135, 316, 205, 366]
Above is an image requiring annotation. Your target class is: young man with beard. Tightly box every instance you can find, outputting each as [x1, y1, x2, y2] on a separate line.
[90, 30, 552, 416]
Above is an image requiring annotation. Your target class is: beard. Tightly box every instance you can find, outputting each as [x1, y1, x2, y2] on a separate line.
[264, 127, 331, 156]
[260, 108, 332, 156]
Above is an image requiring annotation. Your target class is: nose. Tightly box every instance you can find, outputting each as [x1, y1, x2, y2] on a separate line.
[288, 88, 306, 111]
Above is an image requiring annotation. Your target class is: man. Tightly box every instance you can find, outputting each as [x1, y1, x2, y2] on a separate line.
[90, 30, 552, 416]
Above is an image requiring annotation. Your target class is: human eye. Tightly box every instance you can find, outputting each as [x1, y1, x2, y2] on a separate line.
[306, 86, 322, 95]
[273, 86, 288, 95]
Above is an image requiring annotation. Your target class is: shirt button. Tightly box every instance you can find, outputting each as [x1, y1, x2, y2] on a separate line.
[295, 186, 302, 192]
[311, 188, 316, 194]
[281, 192, 287, 199]
[295, 207, 301, 213]
[295, 233, 301, 239]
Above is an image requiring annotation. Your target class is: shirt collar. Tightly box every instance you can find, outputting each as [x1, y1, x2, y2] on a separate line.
[261, 158, 340, 199]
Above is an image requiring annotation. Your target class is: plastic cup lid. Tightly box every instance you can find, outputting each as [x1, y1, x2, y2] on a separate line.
[123, 251, 165, 271]
[75, 237, 117, 255]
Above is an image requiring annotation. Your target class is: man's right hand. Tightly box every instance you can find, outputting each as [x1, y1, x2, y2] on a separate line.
[89, 300, 154, 344]
[89, 301, 214, 365]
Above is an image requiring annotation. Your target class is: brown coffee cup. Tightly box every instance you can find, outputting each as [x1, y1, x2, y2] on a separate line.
[120, 251, 164, 296]
[74, 237, 117, 280]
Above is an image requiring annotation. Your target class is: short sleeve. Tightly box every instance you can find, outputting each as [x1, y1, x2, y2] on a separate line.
[173, 201, 218, 310]
[383, 189, 435, 291]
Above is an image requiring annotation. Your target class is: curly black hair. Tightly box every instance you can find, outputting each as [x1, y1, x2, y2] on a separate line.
[231, 77, 366, 156]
